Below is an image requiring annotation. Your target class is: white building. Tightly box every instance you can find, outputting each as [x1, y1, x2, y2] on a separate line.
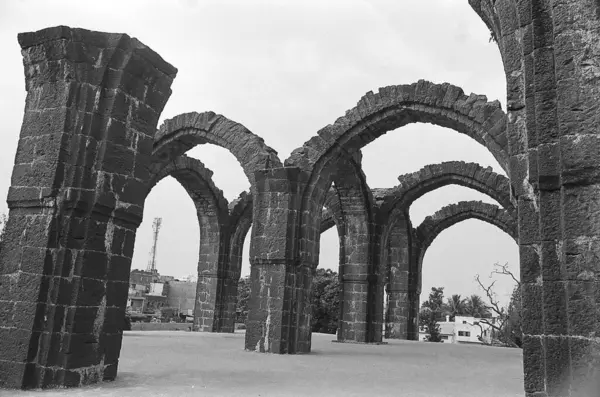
[419, 315, 497, 344]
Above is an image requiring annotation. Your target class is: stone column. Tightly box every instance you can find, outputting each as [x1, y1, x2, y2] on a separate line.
[406, 290, 420, 341]
[471, 2, 600, 394]
[0, 26, 175, 389]
[337, 211, 377, 343]
[193, 226, 236, 333]
[407, 230, 422, 340]
[215, 269, 241, 333]
[385, 220, 410, 339]
[244, 167, 311, 354]
[219, 193, 252, 333]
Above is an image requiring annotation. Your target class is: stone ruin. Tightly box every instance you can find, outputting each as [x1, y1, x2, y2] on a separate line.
[0, 1, 599, 395]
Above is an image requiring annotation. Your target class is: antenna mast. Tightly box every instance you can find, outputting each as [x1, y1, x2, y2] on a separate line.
[147, 217, 162, 278]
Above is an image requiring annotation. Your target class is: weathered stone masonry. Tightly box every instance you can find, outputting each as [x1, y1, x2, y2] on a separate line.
[320, 160, 518, 343]
[3, 3, 600, 393]
[0, 27, 177, 388]
[471, 1, 600, 394]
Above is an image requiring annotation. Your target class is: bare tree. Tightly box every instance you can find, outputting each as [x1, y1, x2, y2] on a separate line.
[474, 262, 521, 348]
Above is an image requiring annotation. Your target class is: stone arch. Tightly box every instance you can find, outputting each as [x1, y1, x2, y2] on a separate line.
[380, 161, 515, 291]
[286, 84, 510, 319]
[153, 111, 282, 192]
[382, 161, 514, 217]
[415, 200, 517, 268]
[286, 81, 509, 223]
[407, 200, 518, 344]
[321, 154, 380, 344]
[286, 81, 508, 174]
[147, 154, 229, 223]
[147, 155, 234, 332]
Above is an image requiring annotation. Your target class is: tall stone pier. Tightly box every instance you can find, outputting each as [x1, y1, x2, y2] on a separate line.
[0, 26, 176, 389]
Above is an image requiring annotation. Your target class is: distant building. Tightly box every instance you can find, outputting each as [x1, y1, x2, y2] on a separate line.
[128, 296, 145, 313]
[419, 315, 497, 344]
[419, 317, 454, 343]
[126, 269, 198, 319]
[165, 280, 197, 313]
[129, 269, 155, 287]
[158, 275, 175, 283]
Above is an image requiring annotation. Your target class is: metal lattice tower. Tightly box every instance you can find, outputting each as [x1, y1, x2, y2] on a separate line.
[146, 217, 163, 275]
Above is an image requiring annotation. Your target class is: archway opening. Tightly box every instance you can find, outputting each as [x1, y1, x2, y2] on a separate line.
[361, 124, 506, 191]
[422, 219, 519, 308]
[187, 144, 250, 202]
[236, 226, 253, 329]
[419, 217, 519, 347]
[313, 225, 341, 335]
[128, 177, 200, 328]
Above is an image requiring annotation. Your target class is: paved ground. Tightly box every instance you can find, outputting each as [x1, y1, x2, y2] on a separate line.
[8, 331, 524, 397]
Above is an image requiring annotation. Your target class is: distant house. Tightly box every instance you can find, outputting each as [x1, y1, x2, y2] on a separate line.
[419, 315, 496, 344]
[419, 317, 454, 343]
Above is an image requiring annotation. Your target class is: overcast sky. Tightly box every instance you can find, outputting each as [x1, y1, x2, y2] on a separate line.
[0, 0, 519, 305]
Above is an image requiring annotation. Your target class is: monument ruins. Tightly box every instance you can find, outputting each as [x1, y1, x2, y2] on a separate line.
[0, 1, 599, 395]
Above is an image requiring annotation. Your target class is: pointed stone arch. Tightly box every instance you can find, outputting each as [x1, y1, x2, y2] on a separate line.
[147, 154, 229, 222]
[383, 161, 514, 217]
[286, 80, 508, 183]
[147, 155, 232, 332]
[153, 112, 282, 192]
[286, 83, 510, 308]
[415, 200, 517, 267]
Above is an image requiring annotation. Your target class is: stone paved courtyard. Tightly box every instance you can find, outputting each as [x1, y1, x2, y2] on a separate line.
[8, 331, 523, 397]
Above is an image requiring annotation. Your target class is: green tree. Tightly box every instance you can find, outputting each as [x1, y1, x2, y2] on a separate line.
[465, 294, 492, 318]
[419, 287, 445, 342]
[311, 268, 340, 334]
[443, 294, 467, 321]
[236, 276, 251, 324]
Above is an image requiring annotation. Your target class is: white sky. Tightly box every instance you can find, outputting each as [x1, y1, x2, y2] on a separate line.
[0, 0, 519, 305]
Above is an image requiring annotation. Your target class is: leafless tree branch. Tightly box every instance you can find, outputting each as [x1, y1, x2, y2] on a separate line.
[490, 262, 520, 287]
[474, 262, 521, 348]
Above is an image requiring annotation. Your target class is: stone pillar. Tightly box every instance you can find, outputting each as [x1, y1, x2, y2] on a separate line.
[407, 230, 422, 341]
[0, 26, 175, 389]
[193, 227, 236, 333]
[244, 167, 311, 354]
[220, 193, 252, 333]
[471, 1, 600, 394]
[215, 270, 241, 333]
[514, 3, 600, 395]
[193, 273, 238, 333]
[406, 290, 420, 341]
[385, 217, 411, 339]
[368, 216, 386, 344]
[337, 211, 377, 343]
